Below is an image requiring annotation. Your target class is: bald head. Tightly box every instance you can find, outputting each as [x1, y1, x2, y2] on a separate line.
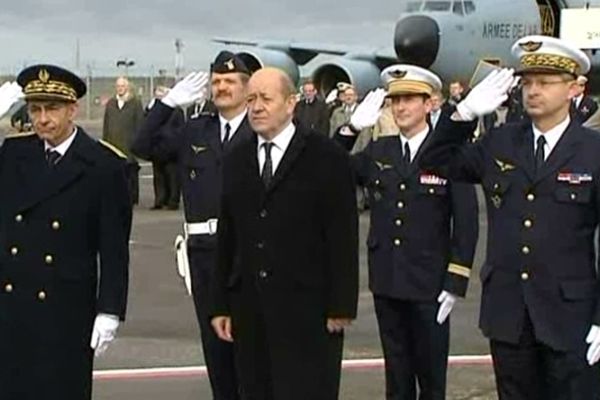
[247, 68, 298, 140]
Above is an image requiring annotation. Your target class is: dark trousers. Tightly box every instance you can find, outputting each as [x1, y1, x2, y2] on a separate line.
[373, 295, 449, 400]
[126, 161, 140, 205]
[490, 312, 599, 400]
[189, 248, 240, 400]
[152, 161, 180, 207]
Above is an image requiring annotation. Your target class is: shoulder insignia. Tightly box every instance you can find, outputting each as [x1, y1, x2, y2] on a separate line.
[191, 145, 207, 154]
[375, 160, 393, 171]
[494, 158, 516, 172]
[98, 139, 127, 159]
[4, 131, 36, 139]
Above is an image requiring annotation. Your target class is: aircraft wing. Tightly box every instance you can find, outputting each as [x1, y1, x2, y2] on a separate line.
[212, 37, 396, 65]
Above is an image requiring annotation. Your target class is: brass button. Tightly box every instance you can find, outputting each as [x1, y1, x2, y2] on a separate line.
[522, 246, 531, 255]
[399, 184, 407, 191]
[570, 193, 577, 201]
[38, 291, 47, 301]
[52, 221, 60, 230]
[5, 283, 13, 293]
[493, 183, 500, 190]
[527, 193, 535, 202]
[257, 242, 264, 250]
[375, 179, 381, 186]
[45, 255, 54, 265]
[521, 272, 529, 281]
[395, 219, 403, 227]
[258, 270, 268, 279]
[523, 219, 533, 228]
[260, 209, 268, 218]
[189, 170, 196, 180]
[15, 214, 23, 223]
[397, 201, 405, 209]
[10, 247, 18, 256]
[394, 238, 402, 246]
[428, 188, 435, 195]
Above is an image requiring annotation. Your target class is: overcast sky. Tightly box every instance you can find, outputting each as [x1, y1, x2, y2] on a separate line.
[0, 1, 400, 76]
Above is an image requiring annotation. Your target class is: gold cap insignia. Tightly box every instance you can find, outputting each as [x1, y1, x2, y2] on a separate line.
[225, 59, 235, 71]
[389, 70, 408, 79]
[519, 41, 543, 52]
[38, 69, 50, 83]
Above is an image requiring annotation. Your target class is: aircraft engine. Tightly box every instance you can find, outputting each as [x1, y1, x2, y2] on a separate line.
[312, 59, 382, 98]
[236, 49, 300, 85]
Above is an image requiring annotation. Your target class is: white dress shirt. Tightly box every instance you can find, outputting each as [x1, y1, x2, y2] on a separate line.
[574, 94, 584, 109]
[257, 122, 296, 175]
[219, 109, 247, 142]
[44, 128, 78, 156]
[532, 116, 570, 161]
[430, 109, 442, 128]
[400, 125, 429, 163]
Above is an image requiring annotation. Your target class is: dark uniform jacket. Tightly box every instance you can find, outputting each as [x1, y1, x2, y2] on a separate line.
[0, 129, 132, 400]
[103, 96, 144, 160]
[421, 116, 600, 353]
[571, 95, 599, 124]
[337, 130, 478, 300]
[211, 125, 358, 399]
[132, 102, 253, 252]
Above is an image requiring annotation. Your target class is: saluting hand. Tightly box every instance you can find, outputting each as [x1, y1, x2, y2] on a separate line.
[327, 318, 353, 334]
[162, 71, 210, 109]
[455, 68, 516, 121]
[0, 81, 24, 120]
[347, 88, 387, 132]
[212, 316, 234, 342]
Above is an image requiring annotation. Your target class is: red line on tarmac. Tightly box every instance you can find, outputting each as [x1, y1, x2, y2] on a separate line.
[93, 355, 493, 381]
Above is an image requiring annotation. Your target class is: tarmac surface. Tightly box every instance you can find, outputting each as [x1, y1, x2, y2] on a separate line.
[90, 159, 498, 400]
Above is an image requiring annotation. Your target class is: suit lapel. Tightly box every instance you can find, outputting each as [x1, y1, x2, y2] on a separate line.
[204, 116, 223, 155]
[266, 126, 307, 194]
[512, 123, 536, 182]
[534, 121, 581, 184]
[227, 115, 253, 150]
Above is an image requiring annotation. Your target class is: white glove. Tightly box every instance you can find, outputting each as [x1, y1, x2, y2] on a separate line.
[586, 325, 600, 365]
[325, 89, 338, 104]
[174, 234, 192, 296]
[456, 68, 516, 121]
[90, 313, 120, 356]
[162, 72, 209, 109]
[349, 88, 387, 131]
[0, 82, 24, 120]
[436, 290, 457, 324]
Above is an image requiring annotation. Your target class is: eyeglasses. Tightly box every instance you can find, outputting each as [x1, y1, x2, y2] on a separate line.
[521, 79, 574, 89]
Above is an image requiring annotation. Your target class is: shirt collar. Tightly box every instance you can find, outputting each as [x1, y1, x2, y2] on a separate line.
[219, 109, 248, 136]
[257, 121, 296, 152]
[45, 128, 78, 156]
[400, 125, 430, 156]
[532, 115, 570, 151]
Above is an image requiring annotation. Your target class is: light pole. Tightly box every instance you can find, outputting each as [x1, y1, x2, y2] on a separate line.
[116, 59, 135, 76]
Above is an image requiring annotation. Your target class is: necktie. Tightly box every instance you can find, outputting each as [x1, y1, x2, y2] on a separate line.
[46, 149, 61, 168]
[402, 142, 411, 169]
[222, 123, 231, 148]
[535, 135, 546, 172]
[261, 142, 274, 187]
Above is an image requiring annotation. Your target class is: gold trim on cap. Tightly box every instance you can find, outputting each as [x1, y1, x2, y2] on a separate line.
[520, 53, 579, 75]
[387, 80, 433, 96]
[24, 79, 78, 102]
[448, 263, 471, 278]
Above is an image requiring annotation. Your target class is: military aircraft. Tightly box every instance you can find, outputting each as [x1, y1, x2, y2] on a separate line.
[214, 0, 600, 95]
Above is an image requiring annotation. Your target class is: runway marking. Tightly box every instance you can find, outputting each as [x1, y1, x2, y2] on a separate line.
[93, 355, 493, 381]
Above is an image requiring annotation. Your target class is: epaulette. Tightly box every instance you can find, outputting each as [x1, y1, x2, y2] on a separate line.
[98, 139, 127, 159]
[4, 131, 36, 139]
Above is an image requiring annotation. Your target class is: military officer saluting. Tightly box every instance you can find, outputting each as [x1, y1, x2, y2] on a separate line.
[336, 65, 478, 400]
[132, 51, 252, 400]
[0, 65, 132, 400]
[421, 36, 600, 399]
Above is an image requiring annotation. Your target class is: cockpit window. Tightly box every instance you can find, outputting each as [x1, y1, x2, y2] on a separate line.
[464, 1, 476, 14]
[405, 1, 423, 12]
[423, 1, 452, 11]
[452, 1, 464, 15]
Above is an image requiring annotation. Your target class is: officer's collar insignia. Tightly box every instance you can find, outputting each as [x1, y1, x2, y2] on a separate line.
[494, 159, 516, 172]
[491, 194, 503, 209]
[38, 68, 50, 83]
[191, 145, 207, 154]
[389, 69, 407, 79]
[225, 59, 235, 71]
[519, 41, 542, 52]
[375, 161, 393, 171]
